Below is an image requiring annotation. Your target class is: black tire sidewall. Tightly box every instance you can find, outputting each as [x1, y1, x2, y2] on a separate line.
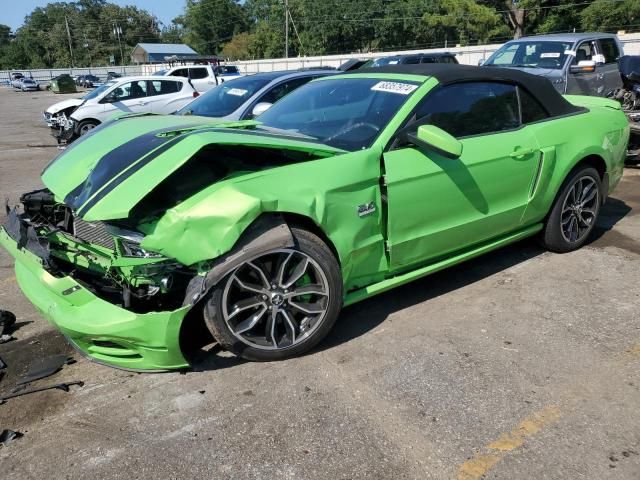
[542, 166, 602, 253]
[203, 227, 343, 361]
[77, 120, 98, 136]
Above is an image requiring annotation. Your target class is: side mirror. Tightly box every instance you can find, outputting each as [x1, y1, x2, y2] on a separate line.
[570, 60, 596, 74]
[406, 124, 462, 159]
[251, 102, 273, 117]
[478, 58, 484, 66]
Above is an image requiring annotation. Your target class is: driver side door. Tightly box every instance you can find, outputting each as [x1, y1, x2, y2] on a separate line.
[382, 81, 542, 271]
[566, 40, 603, 95]
[100, 80, 150, 120]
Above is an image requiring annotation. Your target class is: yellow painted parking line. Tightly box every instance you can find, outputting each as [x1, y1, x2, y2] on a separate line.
[457, 406, 561, 480]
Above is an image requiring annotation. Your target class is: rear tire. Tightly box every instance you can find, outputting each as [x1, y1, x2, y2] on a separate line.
[540, 166, 602, 252]
[203, 227, 342, 361]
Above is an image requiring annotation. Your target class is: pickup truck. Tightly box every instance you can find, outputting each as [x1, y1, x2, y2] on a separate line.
[161, 64, 243, 92]
[482, 33, 624, 97]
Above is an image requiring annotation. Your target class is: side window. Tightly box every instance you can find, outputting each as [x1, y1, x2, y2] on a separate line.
[105, 80, 147, 102]
[259, 77, 311, 104]
[170, 68, 188, 77]
[518, 87, 548, 124]
[148, 80, 181, 96]
[411, 82, 520, 138]
[403, 56, 421, 64]
[421, 56, 437, 64]
[599, 38, 620, 64]
[574, 41, 597, 64]
[189, 67, 209, 79]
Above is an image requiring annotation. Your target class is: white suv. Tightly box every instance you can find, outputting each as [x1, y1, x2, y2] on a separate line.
[46, 76, 198, 140]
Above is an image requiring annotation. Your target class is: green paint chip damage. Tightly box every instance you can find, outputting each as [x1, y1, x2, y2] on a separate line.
[0, 65, 629, 370]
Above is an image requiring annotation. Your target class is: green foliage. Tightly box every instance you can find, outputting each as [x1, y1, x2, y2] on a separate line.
[0, 0, 161, 69]
[4, 0, 640, 68]
[182, 0, 248, 55]
[221, 32, 257, 60]
[581, 0, 640, 31]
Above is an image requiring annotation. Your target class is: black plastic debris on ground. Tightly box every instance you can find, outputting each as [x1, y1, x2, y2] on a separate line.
[0, 310, 16, 336]
[0, 381, 84, 404]
[0, 310, 17, 344]
[0, 429, 23, 447]
[17, 354, 75, 385]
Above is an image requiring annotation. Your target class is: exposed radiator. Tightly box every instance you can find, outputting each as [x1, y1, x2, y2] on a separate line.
[72, 218, 115, 250]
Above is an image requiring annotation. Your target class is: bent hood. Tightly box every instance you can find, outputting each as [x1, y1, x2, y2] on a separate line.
[41, 114, 344, 222]
[46, 98, 84, 114]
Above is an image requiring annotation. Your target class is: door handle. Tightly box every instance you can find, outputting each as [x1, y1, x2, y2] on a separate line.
[510, 147, 535, 158]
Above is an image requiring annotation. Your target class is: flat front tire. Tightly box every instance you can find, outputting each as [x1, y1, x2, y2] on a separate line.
[203, 227, 343, 361]
[540, 166, 602, 252]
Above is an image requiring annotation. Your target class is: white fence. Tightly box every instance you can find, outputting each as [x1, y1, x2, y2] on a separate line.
[4, 32, 640, 81]
[232, 32, 640, 74]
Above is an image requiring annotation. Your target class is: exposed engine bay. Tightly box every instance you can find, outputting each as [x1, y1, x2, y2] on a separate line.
[5, 189, 195, 313]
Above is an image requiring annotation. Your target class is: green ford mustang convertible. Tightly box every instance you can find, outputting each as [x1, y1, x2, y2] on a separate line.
[1, 64, 629, 370]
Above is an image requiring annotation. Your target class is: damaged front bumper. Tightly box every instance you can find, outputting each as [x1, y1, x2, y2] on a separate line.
[0, 210, 191, 371]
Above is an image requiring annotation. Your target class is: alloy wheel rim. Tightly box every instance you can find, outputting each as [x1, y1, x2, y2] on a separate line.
[80, 123, 95, 135]
[560, 176, 599, 244]
[221, 249, 330, 350]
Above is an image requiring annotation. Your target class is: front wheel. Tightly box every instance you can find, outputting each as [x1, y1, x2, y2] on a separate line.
[540, 166, 602, 252]
[76, 119, 98, 136]
[203, 227, 343, 361]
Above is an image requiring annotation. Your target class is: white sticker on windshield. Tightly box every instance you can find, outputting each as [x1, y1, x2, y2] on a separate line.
[371, 81, 418, 95]
[564, 50, 577, 56]
[388, 60, 399, 64]
[226, 88, 248, 96]
[540, 52, 561, 58]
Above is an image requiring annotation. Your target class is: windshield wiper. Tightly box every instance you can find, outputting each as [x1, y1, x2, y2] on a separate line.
[510, 64, 541, 69]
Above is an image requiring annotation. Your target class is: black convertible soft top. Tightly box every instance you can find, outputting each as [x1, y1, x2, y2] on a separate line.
[359, 64, 582, 117]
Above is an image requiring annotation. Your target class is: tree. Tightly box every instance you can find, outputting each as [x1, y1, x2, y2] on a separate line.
[181, 0, 248, 54]
[220, 32, 256, 59]
[0, 1, 161, 68]
[424, 0, 510, 46]
[581, 0, 640, 31]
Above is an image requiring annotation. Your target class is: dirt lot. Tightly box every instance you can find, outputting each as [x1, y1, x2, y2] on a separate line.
[0, 86, 639, 479]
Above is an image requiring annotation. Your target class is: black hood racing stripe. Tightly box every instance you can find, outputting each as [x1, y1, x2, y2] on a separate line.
[64, 124, 203, 212]
[70, 125, 338, 218]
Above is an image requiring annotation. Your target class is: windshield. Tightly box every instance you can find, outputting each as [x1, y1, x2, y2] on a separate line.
[484, 41, 573, 70]
[257, 77, 419, 151]
[217, 66, 239, 74]
[83, 81, 116, 101]
[153, 70, 167, 76]
[371, 57, 401, 67]
[177, 75, 271, 117]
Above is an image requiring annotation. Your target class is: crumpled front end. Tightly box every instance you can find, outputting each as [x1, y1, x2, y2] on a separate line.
[1, 189, 200, 370]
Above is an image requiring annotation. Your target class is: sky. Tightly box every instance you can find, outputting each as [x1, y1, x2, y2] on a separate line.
[2, 0, 187, 31]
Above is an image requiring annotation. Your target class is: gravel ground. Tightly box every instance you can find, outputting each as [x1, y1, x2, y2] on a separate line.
[0, 87, 639, 480]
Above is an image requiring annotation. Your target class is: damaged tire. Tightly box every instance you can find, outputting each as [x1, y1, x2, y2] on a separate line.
[204, 227, 342, 361]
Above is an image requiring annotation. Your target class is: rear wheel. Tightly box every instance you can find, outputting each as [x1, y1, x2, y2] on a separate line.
[540, 166, 601, 252]
[203, 228, 342, 361]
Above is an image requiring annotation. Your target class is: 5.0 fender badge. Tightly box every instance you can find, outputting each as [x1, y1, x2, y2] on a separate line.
[357, 202, 376, 217]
